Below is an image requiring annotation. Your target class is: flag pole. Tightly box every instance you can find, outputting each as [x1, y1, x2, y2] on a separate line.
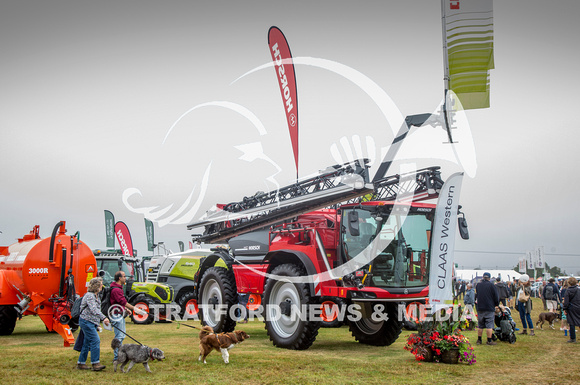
[440, 0, 454, 143]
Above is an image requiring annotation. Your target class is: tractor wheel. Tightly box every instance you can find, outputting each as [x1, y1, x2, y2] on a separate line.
[320, 297, 345, 328]
[198, 266, 237, 333]
[130, 296, 155, 325]
[402, 301, 421, 331]
[263, 264, 320, 350]
[0, 305, 18, 336]
[177, 291, 199, 320]
[403, 319, 418, 331]
[347, 303, 402, 346]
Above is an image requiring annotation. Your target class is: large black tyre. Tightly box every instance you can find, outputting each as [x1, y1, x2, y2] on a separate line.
[177, 291, 198, 320]
[403, 319, 418, 331]
[320, 297, 345, 328]
[347, 303, 402, 346]
[130, 296, 155, 325]
[198, 266, 237, 333]
[0, 305, 18, 336]
[263, 264, 320, 350]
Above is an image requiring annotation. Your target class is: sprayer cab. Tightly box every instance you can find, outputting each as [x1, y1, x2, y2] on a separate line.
[0, 222, 98, 347]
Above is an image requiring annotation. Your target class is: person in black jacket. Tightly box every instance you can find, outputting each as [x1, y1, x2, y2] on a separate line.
[475, 272, 500, 345]
[495, 277, 509, 306]
[563, 276, 580, 343]
[542, 278, 561, 313]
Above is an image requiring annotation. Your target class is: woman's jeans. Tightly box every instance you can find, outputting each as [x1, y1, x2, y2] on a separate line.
[78, 318, 101, 364]
[517, 302, 534, 329]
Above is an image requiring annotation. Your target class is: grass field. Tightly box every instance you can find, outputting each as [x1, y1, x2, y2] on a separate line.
[0, 298, 578, 385]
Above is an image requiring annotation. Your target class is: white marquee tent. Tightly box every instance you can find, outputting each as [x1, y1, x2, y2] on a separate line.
[455, 269, 522, 283]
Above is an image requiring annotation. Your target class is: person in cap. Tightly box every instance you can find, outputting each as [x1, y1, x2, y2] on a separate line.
[516, 274, 535, 336]
[475, 272, 500, 345]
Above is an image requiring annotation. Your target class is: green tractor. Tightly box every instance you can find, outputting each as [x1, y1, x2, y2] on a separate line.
[94, 249, 174, 325]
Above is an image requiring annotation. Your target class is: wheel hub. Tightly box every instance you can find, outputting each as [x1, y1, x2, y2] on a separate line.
[279, 300, 292, 317]
[208, 296, 219, 307]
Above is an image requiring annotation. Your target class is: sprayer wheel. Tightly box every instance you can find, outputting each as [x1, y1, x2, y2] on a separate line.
[0, 305, 18, 336]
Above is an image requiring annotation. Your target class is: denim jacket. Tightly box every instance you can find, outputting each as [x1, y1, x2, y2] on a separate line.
[464, 288, 475, 305]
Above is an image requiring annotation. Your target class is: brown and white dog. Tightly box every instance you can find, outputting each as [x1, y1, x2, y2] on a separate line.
[198, 325, 249, 364]
[536, 312, 561, 329]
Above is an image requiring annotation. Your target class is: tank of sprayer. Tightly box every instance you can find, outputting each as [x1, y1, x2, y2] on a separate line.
[1, 225, 96, 300]
[0, 222, 98, 346]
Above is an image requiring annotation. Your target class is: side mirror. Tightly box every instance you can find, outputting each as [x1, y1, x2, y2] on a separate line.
[347, 211, 360, 236]
[458, 216, 469, 240]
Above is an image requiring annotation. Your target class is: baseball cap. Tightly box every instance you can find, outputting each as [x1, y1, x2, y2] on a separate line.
[483, 272, 491, 279]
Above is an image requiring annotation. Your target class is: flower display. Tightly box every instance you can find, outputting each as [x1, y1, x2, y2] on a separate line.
[404, 312, 476, 364]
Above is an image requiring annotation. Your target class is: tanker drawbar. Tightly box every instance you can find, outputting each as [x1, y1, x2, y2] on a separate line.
[0, 222, 98, 346]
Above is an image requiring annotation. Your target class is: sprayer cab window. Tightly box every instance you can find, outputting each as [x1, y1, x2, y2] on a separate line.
[341, 206, 433, 289]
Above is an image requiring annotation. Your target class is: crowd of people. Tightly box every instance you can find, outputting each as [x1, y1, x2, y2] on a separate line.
[456, 273, 580, 344]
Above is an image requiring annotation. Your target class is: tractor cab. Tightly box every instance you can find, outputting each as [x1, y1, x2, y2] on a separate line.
[93, 249, 143, 296]
[339, 202, 434, 290]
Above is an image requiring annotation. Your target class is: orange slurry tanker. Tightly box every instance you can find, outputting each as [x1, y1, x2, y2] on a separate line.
[0, 221, 97, 347]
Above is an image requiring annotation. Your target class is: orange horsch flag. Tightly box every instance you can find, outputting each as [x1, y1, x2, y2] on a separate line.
[268, 26, 299, 179]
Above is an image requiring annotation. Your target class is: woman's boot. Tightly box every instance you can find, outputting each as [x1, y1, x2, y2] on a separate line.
[529, 329, 535, 336]
[518, 329, 527, 335]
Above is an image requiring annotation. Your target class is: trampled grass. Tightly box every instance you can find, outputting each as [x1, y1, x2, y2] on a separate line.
[0, 298, 578, 385]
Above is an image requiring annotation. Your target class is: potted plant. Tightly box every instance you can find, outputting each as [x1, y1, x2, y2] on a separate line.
[404, 309, 476, 365]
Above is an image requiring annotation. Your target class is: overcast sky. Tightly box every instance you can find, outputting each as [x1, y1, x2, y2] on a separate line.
[1, 1, 579, 274]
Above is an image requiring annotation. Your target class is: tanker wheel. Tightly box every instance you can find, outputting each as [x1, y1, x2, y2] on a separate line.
[69, 320, 79, 333]
[177, 291, 199, 320]
[130, 296, 155, 325]
[263, 264, 320, 350]
[0, 305, 17, 336]
[198, 266, 237, 333]
[320, 297, 345, 328]
[347, 303, 402, 346]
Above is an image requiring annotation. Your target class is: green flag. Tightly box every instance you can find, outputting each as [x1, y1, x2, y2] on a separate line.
[443, 0, 494, 110]
[144, 218, 155, 252]
[104, 210, 115, 248]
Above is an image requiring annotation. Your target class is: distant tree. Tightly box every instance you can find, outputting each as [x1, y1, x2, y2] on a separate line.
[544, 263, 564, 277]
[512, 263, 567, 278]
